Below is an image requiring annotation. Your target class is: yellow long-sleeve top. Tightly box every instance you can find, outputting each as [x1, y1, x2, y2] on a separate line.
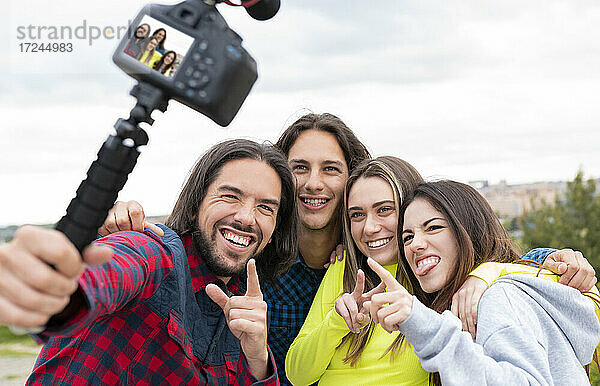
[139, 51, 163, 68]
[285, 257, 428, 386]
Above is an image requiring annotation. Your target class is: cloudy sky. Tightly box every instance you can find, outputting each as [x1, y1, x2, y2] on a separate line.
[1, 0, 599, 226]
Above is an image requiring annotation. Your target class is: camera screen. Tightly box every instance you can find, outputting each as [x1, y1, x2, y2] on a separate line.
[123, 16, 194, 78]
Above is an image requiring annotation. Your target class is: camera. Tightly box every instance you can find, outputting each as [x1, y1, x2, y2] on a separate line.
[113, 1, 259, 126]
[53, 0, 278, 253]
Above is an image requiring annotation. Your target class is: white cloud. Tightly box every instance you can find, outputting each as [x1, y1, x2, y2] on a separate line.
[1, 0, 599, 225]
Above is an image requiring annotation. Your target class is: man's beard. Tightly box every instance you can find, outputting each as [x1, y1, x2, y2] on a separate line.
[191, 220, 262, 278]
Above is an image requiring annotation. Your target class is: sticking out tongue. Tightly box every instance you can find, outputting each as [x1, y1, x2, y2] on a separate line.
[415, 257, 440, 276]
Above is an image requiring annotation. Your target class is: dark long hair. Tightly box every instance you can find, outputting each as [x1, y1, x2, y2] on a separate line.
[153, 50, 177, 74]
[399, 180, 519, 311]
[340, 156, 424, 365]
[396, 180, 519, 385]
[166, 139, 299, 283]
[275, 113, 370, 170]
[134, 23, 150, 41]
[151, 28, 167, 51]
[275, 113, 370, 240]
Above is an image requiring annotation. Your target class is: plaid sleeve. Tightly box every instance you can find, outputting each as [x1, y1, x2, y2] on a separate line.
[236, 346, 280, 386]
[39, 230, 175, 340]
[521, 248, 557, 264]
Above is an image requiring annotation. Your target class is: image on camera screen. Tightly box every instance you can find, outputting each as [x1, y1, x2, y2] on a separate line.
[123, 15, 194, 78]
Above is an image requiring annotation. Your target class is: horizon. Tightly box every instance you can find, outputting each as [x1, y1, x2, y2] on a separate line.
[1, 175, 594, 228]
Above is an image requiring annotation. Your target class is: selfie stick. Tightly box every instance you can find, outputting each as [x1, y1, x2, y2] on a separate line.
[55, 82, 168, 252]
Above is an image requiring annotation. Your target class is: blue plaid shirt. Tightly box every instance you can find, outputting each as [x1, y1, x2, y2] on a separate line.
[522, 247, 556, 264]
[262, 247, 555, 385]
[263, 256, 325, 386]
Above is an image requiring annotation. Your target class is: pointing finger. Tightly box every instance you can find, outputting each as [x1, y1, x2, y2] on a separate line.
[352, 270, 365, 300]
[245, 259, 262, 298]
[206, 284, 229, 310]
[367, 258, 402, 290]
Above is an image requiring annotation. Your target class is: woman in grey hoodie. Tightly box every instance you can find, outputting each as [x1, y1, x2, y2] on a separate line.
[366, 180, 600, 386]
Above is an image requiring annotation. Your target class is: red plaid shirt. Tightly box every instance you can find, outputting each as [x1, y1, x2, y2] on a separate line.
[29, 226, 279, 385]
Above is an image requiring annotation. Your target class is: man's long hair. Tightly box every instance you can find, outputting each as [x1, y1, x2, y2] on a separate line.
[275, 113, 370, 170]
[275, 112, 371, 238]
[166, 139, 299, 283]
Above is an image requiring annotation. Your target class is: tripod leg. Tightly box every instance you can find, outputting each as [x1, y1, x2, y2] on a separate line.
[55, 135, 141, 252]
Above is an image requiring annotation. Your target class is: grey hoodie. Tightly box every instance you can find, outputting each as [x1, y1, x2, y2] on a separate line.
[398, 274, 600, 386]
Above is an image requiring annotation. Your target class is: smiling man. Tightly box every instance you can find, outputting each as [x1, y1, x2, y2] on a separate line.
[0, 139, 298, 385]
[268, 113, 371, 384]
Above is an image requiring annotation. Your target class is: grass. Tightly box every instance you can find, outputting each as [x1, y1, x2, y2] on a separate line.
[0, 327, 37, 346]
[0, 347, 36, 357]
[0, 326, 40, 358]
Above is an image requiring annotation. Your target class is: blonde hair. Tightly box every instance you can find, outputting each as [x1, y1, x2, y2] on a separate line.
[339, 156, 423, 365]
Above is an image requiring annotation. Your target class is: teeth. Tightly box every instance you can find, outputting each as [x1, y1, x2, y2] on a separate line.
[223, 231, 251, 247]
[367, 237, 392, 248]
[302, 198, 327, 206]
[417, 257, 440, 268]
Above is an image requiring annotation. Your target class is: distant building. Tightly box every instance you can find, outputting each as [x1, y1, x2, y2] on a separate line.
[468, 180, 489, 190]
[471, 180, 567, 220]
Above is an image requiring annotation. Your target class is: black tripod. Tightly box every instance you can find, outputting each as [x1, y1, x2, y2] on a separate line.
[56, 82, 168, 252]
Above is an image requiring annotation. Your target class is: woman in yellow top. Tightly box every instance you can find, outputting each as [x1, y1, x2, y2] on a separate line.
[137, 37, 163, 68]
[285, 156, 429, 385]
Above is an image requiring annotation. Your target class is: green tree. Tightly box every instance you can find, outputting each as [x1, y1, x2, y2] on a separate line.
[521, 171, 600, 270]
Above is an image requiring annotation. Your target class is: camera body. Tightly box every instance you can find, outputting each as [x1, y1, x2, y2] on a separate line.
[113, 1, 258, 126]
